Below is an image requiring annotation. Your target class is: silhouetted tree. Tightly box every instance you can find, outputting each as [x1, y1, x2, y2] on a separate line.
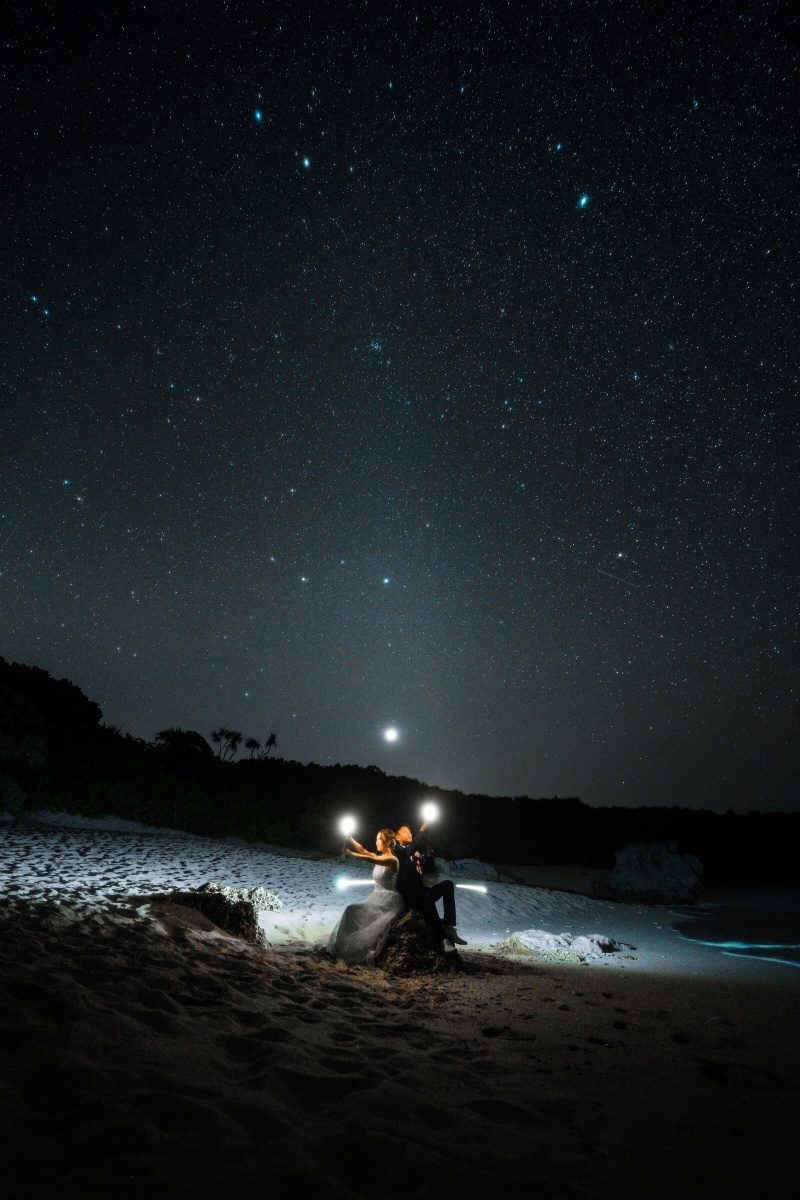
[0, 657, 102, 729]
[154, 728, 214, 760]
[210, 727, 243, 760]
[262, 732, 277, 756]
[244, 737, 261, 758]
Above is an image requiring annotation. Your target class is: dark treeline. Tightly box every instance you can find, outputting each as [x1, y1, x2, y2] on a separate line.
[1, 657, 797, 883]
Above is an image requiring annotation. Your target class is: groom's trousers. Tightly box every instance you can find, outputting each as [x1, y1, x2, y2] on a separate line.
[414, 879, 457, 942]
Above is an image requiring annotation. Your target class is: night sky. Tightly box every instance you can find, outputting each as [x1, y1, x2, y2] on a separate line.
[2, 2, 798, 812]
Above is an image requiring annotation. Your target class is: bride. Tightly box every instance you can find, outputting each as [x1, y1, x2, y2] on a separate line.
[327, 829, 404, 965]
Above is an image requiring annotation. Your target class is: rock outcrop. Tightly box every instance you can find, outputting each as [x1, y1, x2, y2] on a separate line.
[375, 909, 461, 975]
[433, 857, 500, 882]
[149, 881, 282, 945]
[592, 842, 702, 905]
[499, 929, 623, 962]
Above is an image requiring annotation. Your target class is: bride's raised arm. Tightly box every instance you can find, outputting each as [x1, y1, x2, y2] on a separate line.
[344, 849, 398, 869]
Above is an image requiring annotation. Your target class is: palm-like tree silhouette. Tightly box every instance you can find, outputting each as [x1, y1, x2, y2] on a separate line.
[209, 727, 243, 760]
[244, 737, 261, 758]
[263, 732, 277, 756]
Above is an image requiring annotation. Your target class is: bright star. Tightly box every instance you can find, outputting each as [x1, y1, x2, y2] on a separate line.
[383, 577, 390, 584]
[383, 728, 399, 743]
[303, 157, 311, 169]
[578, 194, 590, 208]
[254, 109, 263, 122]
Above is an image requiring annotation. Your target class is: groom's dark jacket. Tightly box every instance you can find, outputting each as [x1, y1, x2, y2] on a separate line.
[394, 831, 427, 908]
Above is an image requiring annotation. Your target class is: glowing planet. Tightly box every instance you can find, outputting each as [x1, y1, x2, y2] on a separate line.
[383, 727, 399, 743]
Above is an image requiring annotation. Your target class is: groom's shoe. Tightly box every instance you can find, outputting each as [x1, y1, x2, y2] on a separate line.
[442, 938, 455, 954]
[443, 924, 467, 945]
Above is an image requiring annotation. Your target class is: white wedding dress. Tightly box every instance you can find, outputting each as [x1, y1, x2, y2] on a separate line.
[327, 864, 404, 966]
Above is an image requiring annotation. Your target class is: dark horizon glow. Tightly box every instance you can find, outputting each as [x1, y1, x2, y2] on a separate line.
[1, 3, 797, 813]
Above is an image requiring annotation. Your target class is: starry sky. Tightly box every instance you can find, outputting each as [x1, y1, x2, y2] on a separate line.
[2, 2, 798, 812]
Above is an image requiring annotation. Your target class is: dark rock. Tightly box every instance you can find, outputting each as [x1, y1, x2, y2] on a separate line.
[144, 883, 277, 945]
[375, 909, 461, 976]
[592, 842, 703, 905]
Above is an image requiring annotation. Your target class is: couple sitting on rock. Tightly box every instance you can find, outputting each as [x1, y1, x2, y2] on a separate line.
[327, 823, 466, 966]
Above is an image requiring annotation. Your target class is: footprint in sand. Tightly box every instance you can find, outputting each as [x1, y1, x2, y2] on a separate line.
[693, 1058, 787, 1091]
[173, 992, 211, 1008]
[220, 1100, 290, 1141]
[129, 1089, 219, 1135]
[270, 1065, 380, 1114]
[318, 1052, 367, 1074]
[128, 1008, 180, 1035]
[467, 1098, 532, 1125]
[410, 1102, 456, 1130]
[372, 1021, 424, 1037]
[136, 988, 182, 1014]
[672, 1030, 746, 1050]
[229, 1006, 278, 1028]
[271, 974, 301, 992]
[251, 1021, 292, 1042]
[218, 1031, 286, 1062]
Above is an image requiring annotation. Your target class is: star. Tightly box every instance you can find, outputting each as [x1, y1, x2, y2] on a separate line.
[578, 194, 590, 208]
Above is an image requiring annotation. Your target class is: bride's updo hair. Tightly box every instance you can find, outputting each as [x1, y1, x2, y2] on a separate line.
[377, 828, 397, 848]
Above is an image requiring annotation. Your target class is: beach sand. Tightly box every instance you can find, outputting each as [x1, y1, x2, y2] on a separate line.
[1, 816, 797, 1199]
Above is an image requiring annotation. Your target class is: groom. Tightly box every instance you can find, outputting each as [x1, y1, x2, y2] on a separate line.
[393, 823, 467, 953]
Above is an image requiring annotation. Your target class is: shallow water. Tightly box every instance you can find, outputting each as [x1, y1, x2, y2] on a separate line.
[672, 895, 800, 969]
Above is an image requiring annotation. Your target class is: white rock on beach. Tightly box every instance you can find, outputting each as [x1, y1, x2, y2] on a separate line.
[434, 857, 500, 881]
[508, 929, 622, 961]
